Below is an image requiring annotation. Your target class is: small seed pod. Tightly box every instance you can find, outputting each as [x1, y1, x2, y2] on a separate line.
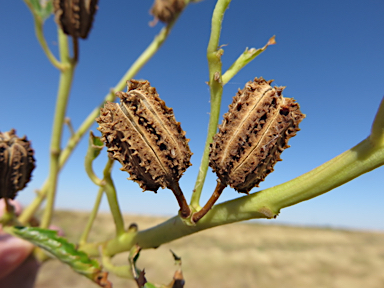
[150, 0, 185, 25]
[53, 0, 98, 39]
[209, 77, 305, 193]
[0, 129, 35, 200]
[96, 80, 192, 193]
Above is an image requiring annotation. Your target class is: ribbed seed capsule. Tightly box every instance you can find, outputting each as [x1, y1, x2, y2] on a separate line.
[209, 77, 305, 193]
[150, 0, 185, 25]
[0, 129, 35, 200]
[96, 80, 192, 192]
[53, 0, 98, 39]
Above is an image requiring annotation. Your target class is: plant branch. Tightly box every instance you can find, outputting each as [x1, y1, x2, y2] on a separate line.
[103, 159, 125, 237]
[19, 17, 182, 225]
[221, 35, 276, 85]
[84, 132, 104, 186]
[40, 29, 76, 229]
[192, 180, 226, 223]
[86, 137, 384, 256]
[23, 0, 64, 70]
[190, 0, 231, 209]
[370, 97, 384, 146]
[101, 254, 133, 279]
[79, 187, 104, 245]
[169, 182, 191, 218]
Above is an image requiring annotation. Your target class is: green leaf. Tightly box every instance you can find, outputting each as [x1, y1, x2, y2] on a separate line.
[10, 226, 111, 288]
[29, 0, 54, 21]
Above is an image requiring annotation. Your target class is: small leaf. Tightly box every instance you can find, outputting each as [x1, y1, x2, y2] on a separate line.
[29, 0, 54, 21]
[9, 226, 111, 288]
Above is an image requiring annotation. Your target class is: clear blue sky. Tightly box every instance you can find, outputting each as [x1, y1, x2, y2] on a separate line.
[1, 1, 383, 230]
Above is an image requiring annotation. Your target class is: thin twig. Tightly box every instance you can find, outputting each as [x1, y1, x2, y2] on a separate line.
[190, 0, 231, 209]
[169, 183, 191, 218]
[192, 180, 226, 223]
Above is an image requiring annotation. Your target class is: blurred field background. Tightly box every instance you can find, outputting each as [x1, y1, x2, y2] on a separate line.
[34, 211, 384, 288]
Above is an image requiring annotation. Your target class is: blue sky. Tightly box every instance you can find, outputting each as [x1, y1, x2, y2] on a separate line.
[1, 1, 384, 230]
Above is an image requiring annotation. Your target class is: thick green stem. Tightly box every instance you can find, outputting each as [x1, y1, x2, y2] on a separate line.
[190, 0, 231, 209]
[370, 97, 384, 146]
[81, 133, 384, 256]
[40, 29, 76, 229]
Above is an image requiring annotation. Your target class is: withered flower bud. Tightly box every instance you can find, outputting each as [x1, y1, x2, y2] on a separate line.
[97, 80, 192, 217]
[150, 0, 185, 25]
[53, 0, 98, 39]
[0, 129, 35, 200]
[209, 77, 305, 193]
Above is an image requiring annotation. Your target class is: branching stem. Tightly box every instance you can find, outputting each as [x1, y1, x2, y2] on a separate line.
[41, 29, 76, 229]
[81, 131, 384, 256]
[190, 0, 231, 209]
[23, 0, 64, 70]
[19, 16, 182, 225]
[192, 180, 226, 223]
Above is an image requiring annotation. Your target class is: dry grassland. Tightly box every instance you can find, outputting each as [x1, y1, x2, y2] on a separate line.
[34, 211, 384, 288]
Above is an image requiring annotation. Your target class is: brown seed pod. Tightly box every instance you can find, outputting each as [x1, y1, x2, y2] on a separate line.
[96, 79, 192, 193]
[53, 0, 98, 39]
[209, 77, 305, 193]
[150, 0, 185, 25]
[0, 129, 35, 200]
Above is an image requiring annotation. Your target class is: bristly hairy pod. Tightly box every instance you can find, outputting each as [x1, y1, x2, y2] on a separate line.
[96, 80, 192, 217]
[150, 0, 185, 25]
[0, 129, 35, 199]
[53, 0, 98, 39]
[96, 80, 192, 193]
[209, 77, 305, 193]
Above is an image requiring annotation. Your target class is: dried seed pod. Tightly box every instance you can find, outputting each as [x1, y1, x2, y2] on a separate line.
[209, 77, 305, 193]
[0, 129, 35, 199]
[53, 0, 98, 39]
[150, 0, 185, 25]
[96, 80, 192, 193]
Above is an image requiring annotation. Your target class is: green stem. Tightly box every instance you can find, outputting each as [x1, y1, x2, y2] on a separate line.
[79, 187, 104, 244]
[40, 29, 76, 229]
[81, 132, 384, 256]
[19, 18, 181, 225]
[84, 132, 104, 186]
[221, 36, 276, 85]
[23, 0, 64, 70]
[101, 253, 133, 279]
[370, 97, 384, 146]
[103, 159, 125, 236]
[190, 0, 231, 209]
